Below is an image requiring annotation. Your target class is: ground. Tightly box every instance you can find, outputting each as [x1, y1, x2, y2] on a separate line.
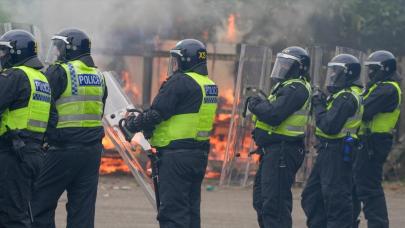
[54, 175, 405, 228]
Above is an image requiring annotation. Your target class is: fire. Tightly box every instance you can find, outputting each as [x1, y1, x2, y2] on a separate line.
[226, 14, 237, 43]
[99, 75, 258, 178]
[100, 157, 130, 175]
[223, 88, 235, 107]
[101, 135, 130, 175]
[102, 135, 115, 150]
[121, 70, 140, 101]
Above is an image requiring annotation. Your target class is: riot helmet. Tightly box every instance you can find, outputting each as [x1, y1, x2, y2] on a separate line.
[46, 28, 91, 63]
[325, 54, 361, 94]
[270, 46, 310, 83]
[364, 50, 396, 84]
[0, 29, 40, 69]
[168, 39, 208, 76]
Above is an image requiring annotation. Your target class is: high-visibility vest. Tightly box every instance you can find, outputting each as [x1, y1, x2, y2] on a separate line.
[150, 72, 218, 148]
[316, 86, 363, 139]
[255, 78, 312, 137]
[0, 66, 51, 136]
[56, 60, 105, 128]
[359, 81, 402, 134]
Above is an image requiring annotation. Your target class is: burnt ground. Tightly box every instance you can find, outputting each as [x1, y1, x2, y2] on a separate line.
[54, 175, 405, 228]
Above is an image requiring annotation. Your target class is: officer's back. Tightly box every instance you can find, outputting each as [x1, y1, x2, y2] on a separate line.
[0, 29, 51, 228]
[31, 28, 107, 228]
[123, 39, 218, 228]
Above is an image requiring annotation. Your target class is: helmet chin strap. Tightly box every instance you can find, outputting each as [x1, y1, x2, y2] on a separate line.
[0, 54, 12, 69]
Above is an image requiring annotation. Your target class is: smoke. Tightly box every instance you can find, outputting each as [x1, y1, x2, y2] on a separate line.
[0, 0, 230, 51]
[238, 0, 328, 49]
[0, 0, 342, 53]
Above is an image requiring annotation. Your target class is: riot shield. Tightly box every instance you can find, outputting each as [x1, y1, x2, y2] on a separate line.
[102, 71, 157, 210]
[219, 44, 272, 186]
[296, 46, 325, 184]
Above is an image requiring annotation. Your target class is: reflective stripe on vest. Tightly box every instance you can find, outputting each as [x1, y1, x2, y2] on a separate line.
[316, 86, 364, 139]
[56, 60, 105, 128]
[0, 66, 51, 136]
[150, 72, 218, 148]
[359, 81, 402, 134]
[255, 78, 312, 137]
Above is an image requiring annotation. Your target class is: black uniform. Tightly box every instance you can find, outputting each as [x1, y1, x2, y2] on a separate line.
[250, 81, 309, 228]
[301, 92, 358, 228]
[353, 82, 399, 228]
[146, 65, 210, 228]
[31, 55, 107, 228]
[0, 59, 46, 228]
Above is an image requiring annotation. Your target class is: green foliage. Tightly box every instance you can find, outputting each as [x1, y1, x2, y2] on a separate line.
[314, 0, 405, 54]
[240, 0, 405, 55]
[0, 5, 10, 23]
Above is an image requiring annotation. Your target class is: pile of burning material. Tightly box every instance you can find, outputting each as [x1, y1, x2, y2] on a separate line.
[100, 136, 130, 175]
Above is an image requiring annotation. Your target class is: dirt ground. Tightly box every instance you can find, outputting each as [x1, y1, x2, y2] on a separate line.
[54, 175, 405, 228]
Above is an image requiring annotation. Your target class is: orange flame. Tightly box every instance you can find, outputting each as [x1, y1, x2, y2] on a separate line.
[99, 157, 130, 175]
[226, 14, 237, 43]
[99, 76, 257, 177]
[122, 70, 140, 101]
[102, 136, 115, 150]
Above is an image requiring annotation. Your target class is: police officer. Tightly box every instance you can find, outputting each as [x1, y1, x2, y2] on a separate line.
[301, 54, 363, 228]
[123, 39, 218, 228]
[352, 51, 401, 228]
[0, 30, 51, 228]
[248, 46, 311, 228]
[31, 28, 107, 228]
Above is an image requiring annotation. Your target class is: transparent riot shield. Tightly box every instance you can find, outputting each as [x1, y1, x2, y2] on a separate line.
[102, 71, 157, 210]
[335, 46, 368, 87]
[219, 44, 272, 186]
[295, 46, 325, 184]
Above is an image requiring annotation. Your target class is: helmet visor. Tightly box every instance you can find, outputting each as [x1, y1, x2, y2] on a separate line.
[167, 55, 180, 77]
[325, 63, 347, 89]
[0, 46, 10, 71]
[0, 46, 9, 58]
[364, 61, 383, 80]
[45, 36, 68, 64]
[270, 53, 300, 81]
[167, 49, 182, 77]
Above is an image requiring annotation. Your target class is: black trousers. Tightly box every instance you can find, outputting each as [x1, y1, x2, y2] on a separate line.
[252, 142, 305, 228]
[301, 142, 353, 228]
[0, 147, 44, 228]
[352, 137, 391, 228]
[31, 143, 102, 228]
[157, 148, 208, 228]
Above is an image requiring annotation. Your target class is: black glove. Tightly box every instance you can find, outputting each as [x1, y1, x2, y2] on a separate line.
[141, 109, 163, 139]
[311, 89, 326, 107]
[143, 127, 155, 140]
[247, 95, 264, 112]
[142, 109, 163, 128]
[125, 113, 144, 133]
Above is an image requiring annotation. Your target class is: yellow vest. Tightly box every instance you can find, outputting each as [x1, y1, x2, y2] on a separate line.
[0, 66, 51, 135]
[150, 72, 218, 148]
[316, 86, 363, 139]
[359, 81, 401, 134]
[56, 60, 105, 128]
[255, 78, 312, 137]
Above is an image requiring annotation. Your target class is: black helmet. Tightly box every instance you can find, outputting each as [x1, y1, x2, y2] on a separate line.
[0, 29, 40, 69]
[270, 46, 310, 83]
[168, 39, 207, 76]
[364, 50, 396, 84]
[325, 54, 361, 94]
[46, 28, 91, 63]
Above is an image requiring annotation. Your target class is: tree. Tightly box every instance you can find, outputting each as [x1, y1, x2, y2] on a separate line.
[237, 0, 405, 55]
[312, 0, 405, 55]
[0, 5, 9, 23]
